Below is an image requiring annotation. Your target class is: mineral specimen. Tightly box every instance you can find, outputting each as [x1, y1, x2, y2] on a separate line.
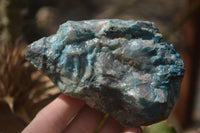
[26, 19, 185, 127]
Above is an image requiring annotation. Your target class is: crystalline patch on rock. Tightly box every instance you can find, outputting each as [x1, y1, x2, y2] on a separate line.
[26, 19, 185, 127]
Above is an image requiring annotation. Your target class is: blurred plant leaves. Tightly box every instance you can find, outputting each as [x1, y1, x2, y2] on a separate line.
[0, 44, 60, 131]
[143, 121, 176, 133]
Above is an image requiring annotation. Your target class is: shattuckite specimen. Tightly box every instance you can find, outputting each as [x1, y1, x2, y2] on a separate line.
[26, 19, 185, 127]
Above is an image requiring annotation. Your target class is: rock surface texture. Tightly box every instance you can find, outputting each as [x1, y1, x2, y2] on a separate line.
[26, 19, 185, 127]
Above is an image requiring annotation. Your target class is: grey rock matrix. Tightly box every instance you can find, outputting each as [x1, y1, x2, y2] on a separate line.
[26, 19, 185, 127]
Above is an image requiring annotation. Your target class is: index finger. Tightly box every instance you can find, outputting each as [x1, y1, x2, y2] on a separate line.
[22, 94, 85, 133]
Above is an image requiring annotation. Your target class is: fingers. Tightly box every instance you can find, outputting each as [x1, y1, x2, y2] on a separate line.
[124, 127, 143, 133]
[63, 105, 104, 133]
[22, 94, 85, 133]
[22, 94, 143, 133]
[63, 105, 142, 133]
[99, 116, 124, 133]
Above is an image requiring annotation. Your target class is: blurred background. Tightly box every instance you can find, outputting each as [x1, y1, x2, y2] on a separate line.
[0, 0, 199, 132]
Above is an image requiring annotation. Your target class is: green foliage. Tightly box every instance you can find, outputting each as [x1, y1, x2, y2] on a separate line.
[143, 121, 176, 133]
[95, 114, 109, 133]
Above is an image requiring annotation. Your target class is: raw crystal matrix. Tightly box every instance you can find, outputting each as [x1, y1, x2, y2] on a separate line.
[26, 19, 185, 127]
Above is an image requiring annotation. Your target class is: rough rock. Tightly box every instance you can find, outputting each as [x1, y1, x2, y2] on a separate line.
[26, 19, 185, 127]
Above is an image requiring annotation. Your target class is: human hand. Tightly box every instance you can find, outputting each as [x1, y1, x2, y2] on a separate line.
[22, 94, 142, 133]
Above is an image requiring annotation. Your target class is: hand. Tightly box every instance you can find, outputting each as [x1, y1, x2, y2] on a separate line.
[22, 94, 142, 133]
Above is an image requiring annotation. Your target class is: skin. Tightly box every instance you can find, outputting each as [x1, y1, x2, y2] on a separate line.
[22, 94, 142, 133]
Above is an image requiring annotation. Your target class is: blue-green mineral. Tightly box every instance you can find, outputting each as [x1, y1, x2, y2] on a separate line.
[26, 19, 185, 127]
